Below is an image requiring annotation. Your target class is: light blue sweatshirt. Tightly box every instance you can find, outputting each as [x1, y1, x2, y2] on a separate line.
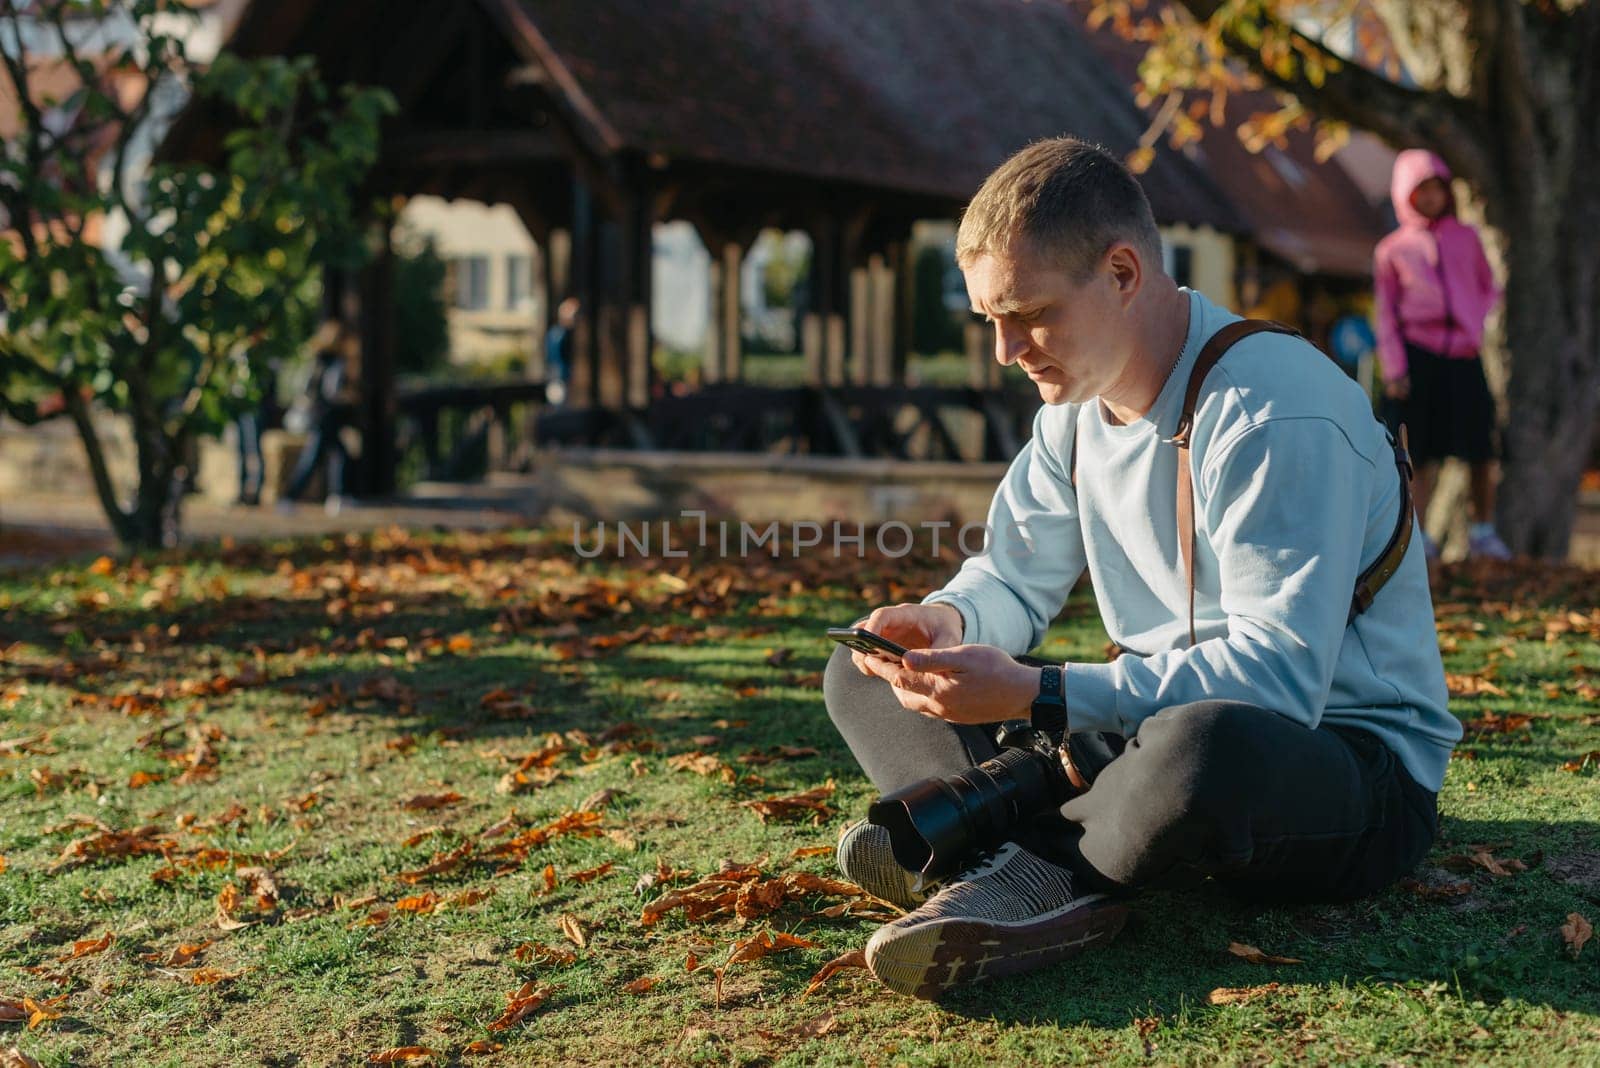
[924, 289, 1460, 792]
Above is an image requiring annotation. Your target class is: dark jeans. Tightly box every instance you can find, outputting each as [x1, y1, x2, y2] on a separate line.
[823, 647, 1440, 903]
[283, 415, 348, 502]
[235, 411, 263, 504]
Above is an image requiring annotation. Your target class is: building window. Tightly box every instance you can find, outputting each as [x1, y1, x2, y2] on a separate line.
[505, 254, 533, 311]
[452, 255, 490, 311]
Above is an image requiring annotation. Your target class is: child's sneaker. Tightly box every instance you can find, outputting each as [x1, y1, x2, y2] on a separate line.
[1468, 527, 1513, 560]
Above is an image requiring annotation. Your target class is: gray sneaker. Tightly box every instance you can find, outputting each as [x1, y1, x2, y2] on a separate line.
[835, 819, 930, 909]
[864, 842, 1129, 999]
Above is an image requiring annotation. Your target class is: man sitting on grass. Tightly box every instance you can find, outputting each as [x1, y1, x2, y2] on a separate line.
[823, 138, 1460, 1000]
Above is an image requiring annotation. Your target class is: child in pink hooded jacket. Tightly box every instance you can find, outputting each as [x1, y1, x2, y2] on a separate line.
[1374, 149, 1510, 560]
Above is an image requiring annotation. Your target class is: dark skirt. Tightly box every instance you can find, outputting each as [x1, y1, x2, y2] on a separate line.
[1382, 343, 1497, 465]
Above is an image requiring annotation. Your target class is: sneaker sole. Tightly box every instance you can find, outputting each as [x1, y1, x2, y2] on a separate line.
[865, 894, 1129, 999]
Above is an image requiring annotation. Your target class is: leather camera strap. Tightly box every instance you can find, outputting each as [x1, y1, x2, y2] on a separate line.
[1168, 319, 1416, 646]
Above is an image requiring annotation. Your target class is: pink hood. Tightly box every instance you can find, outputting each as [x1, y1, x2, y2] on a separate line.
[1372, 149, 1499, 379]
[1389, 149, 1455, 227]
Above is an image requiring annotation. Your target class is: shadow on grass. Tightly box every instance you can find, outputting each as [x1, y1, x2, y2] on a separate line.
[885, 815, 1600, 1028]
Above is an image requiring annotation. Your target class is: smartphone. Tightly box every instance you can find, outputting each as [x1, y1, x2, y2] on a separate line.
[827, 626, 910, 663]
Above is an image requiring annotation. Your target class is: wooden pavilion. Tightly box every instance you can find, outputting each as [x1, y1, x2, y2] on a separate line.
[161, 0, 1384, 492]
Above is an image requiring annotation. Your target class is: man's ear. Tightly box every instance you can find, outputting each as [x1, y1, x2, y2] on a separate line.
[1104, 242, 1145, 307]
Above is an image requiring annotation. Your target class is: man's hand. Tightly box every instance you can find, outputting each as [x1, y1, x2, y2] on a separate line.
[850, 602, 964, 677]
[1384, 375, 1410, 401]
[858, 643, 1041, 726]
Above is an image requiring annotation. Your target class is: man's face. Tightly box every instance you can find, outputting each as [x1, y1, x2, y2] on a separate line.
[964, 240, 1129, 405]
[1410, 177, 1450, 220]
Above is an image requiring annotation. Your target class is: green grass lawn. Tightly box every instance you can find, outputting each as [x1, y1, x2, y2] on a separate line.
[1, 528, 1597, 1066]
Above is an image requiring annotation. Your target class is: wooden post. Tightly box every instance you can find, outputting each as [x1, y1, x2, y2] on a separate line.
[358, 221, 397, 496]
[966, 319, 995, 389]
[620, 192, 654, 410]
[890, 239, 913, 386]
[704, 254, 724, 386]
[869, 252, 896, 386]
[849, 264, 871, 386]
[807, 216, 839, 387]
[719, 241, 743, 384]
[570, 183, 600, 408]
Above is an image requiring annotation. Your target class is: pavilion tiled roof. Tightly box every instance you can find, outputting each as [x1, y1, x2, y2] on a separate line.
[503, 0, 1246, 233]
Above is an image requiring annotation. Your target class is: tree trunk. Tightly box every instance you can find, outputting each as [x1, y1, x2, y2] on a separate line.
[1491, 193, 1600, 559]
[1479, 8, 1600, 560]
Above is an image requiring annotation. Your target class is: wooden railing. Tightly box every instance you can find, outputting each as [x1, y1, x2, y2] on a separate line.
[394, 380, 1038, 481]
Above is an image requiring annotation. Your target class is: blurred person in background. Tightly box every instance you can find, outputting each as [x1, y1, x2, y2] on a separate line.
[1374, 149, 1510, 560]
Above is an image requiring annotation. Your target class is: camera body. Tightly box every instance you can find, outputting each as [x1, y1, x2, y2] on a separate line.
[867, 720, 1079, 880]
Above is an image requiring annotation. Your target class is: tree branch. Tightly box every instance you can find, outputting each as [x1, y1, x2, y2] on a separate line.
[1167, 0, 1495, 183]
[62, 386, 135, 544]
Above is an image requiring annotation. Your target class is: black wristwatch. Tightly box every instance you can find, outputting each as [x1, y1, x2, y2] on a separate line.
[1030, 665, 1067, 743]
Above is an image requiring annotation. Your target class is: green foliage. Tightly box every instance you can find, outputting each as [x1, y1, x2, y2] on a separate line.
[0, 0, 394, 546]
[758, 231, 810, 310]
[392, 233, 450, 377]
[912, 244, 962, 356]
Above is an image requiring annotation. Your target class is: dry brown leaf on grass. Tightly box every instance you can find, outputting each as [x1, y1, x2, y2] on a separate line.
[712, 930, 819, 1002]
[1, 1047, 42, 1068]
[368, 1047, 436, 1063]
[1439, 846, 1530, 877]
[400, 826, 448, 849]
[741, 782, 838, 825]
[621, 976, 657, 994]
[57, 930, 113, 960]
[461, 1041, 503, 1056]
[560, 913, 589, 949]
[1227, 942, 1303, 965]
[486, 982, 554, 1032]
[1208, 982, 1282, 1005]
[237, 866, 280, 909]
[802, 949, 868, 998]
[397, 841, 474, 884]
[1445, 672, 1508, 698]
[1396, 877, 1473, 900]
[512, 942, 576, 966]
[667, 751, 737, 785]
[139, 941, 212, 967]
[633, 860, 696, 897]
[578, 788, 621, 812]
[187, 967, 243, 985]
[1461, 711, 1542, 735]
[1560, 751, 1600, 773]
[446, 887, 495, 910]
[1562, 913, 1592, 959]
[399, 792, 464, 811]
[788, 845, 833, 860]
[641, 865, 868, 926]
[568, 862, 614, 885]
[395, 892, 440, 915]
[497, 766, 564, 795]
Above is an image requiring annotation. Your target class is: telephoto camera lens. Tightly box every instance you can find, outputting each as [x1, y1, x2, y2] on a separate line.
[867, 728, 1076, 880]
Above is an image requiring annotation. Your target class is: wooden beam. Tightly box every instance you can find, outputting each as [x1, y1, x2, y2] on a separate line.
[382, 129, 564, 168]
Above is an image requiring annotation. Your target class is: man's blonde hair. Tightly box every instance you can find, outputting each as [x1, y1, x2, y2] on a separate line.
[956, 138, 1162, 281]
